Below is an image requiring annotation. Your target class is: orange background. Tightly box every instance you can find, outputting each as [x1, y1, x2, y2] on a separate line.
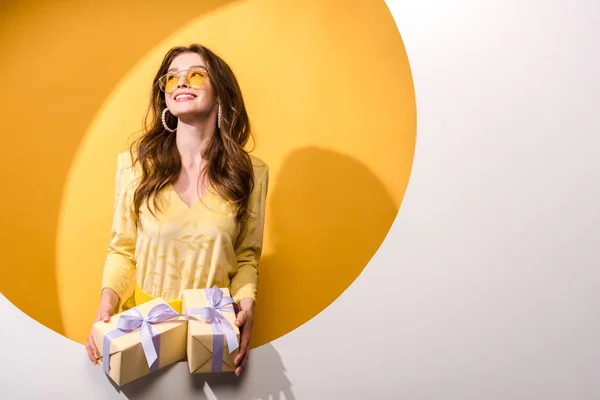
[0, 0, 416, 349]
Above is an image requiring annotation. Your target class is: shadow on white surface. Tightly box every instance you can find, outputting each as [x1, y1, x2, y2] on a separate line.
[0, 293, 293, 399]
[119, 344, 294, 400]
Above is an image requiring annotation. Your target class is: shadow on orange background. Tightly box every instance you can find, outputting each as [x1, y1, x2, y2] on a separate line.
[252, 147, 398, 347]
[0, 0, 240, 337]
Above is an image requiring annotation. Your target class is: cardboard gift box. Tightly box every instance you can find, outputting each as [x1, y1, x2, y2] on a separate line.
[182, 287, 241, 374]
[92, 297, 188, 386]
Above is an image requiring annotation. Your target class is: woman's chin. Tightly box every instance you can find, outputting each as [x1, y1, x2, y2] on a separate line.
[171, 107, 203, 119]
[173, 111, 212, 126]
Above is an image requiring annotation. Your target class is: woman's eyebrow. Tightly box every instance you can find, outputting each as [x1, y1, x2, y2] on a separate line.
[167, 64, 205, 72]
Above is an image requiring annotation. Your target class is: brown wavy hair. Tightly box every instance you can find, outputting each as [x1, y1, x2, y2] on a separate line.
[129, 44, 255, 227]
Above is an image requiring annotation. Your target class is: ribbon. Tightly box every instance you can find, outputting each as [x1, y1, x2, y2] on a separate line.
[186, 286, 239, 372]
[102, 303, 185, 375]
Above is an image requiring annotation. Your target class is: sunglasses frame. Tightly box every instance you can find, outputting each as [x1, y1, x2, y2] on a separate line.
[157, 66, 209, 93]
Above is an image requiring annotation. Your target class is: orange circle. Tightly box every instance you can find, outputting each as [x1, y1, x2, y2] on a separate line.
[1, 0, 416, 349]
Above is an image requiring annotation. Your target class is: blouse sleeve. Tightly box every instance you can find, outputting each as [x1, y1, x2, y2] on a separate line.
[230, 162, 269, 303]
[100, 152, 138, 301]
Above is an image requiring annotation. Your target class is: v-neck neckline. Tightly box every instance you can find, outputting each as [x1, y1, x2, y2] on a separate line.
[168, 182, 211, 210]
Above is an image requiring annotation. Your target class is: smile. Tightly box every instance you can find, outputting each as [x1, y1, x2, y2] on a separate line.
[174, 93, 197, 101]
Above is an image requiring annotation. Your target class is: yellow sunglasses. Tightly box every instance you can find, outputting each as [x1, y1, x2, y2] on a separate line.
[157, 67, 208, 93]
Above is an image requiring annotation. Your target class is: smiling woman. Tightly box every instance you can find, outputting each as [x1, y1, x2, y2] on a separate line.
[55, 0, 415, 369]
[84, 44, 268, 377]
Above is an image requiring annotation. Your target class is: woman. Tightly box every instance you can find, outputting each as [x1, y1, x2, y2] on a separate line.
[84, 43, 268, 377]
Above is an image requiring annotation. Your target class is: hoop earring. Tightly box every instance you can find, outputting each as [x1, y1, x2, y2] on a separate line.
[217, 103, 222, 130]
[162, 108, 176, 133]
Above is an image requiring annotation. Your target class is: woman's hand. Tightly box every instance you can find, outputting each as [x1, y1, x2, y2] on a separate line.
[233, 297, 255, 376]
[86, 288, 120, 365]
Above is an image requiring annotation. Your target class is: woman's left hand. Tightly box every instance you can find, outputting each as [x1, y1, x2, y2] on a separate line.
[233, 297, 255, 376]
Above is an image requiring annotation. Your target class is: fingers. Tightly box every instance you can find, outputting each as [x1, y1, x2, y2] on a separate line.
[234, 319, 252, 374]
[100, 310, 111, 323]
[234, 310, 246, 328]
[96, 306, 113, 323]
[234, 329, 249, 366]
[87, 306, 112, 365]
[86, 344, 96, 364]
[94, 309, 112, 324]
[234, 346, 245, 367]
[235, 349, 250, 376]
[239, 322, 251, 350]
[86, 333, 99, 365]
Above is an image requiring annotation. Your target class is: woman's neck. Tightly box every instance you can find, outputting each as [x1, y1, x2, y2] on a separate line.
[175, 119, 215, 168]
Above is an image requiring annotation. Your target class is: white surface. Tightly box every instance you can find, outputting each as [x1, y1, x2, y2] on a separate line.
[1, 0, 599, 398]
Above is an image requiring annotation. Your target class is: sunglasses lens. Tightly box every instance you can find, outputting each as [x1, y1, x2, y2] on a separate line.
[187, 69, 207, 88]
[159, 68, 207, 92]
[162, 73, 179, 92]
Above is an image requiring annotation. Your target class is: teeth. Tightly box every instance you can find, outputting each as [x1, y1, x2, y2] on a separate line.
[175, 94, 195, 100]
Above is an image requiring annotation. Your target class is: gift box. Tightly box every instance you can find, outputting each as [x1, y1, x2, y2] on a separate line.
[92, 297, 188, 386]
[182, 287, 240, 374]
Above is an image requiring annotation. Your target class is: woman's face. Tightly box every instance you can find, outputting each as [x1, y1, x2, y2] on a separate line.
[163, 52, 217, 120]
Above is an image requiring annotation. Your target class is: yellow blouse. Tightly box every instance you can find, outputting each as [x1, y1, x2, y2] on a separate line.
[100, 151, 268, 306]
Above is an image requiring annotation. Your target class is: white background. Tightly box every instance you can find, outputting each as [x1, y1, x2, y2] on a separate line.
[1, 0, 599, 398]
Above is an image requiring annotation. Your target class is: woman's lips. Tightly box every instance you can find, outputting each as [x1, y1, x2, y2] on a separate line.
[173, 91, 197, 102]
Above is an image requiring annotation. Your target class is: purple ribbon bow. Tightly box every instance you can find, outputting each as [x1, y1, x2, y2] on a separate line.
[102, 303, 184, 375]
[186, 286, 239, 372]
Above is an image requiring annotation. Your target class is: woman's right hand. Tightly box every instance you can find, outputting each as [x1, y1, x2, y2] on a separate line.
[86, 288, 120, 365]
